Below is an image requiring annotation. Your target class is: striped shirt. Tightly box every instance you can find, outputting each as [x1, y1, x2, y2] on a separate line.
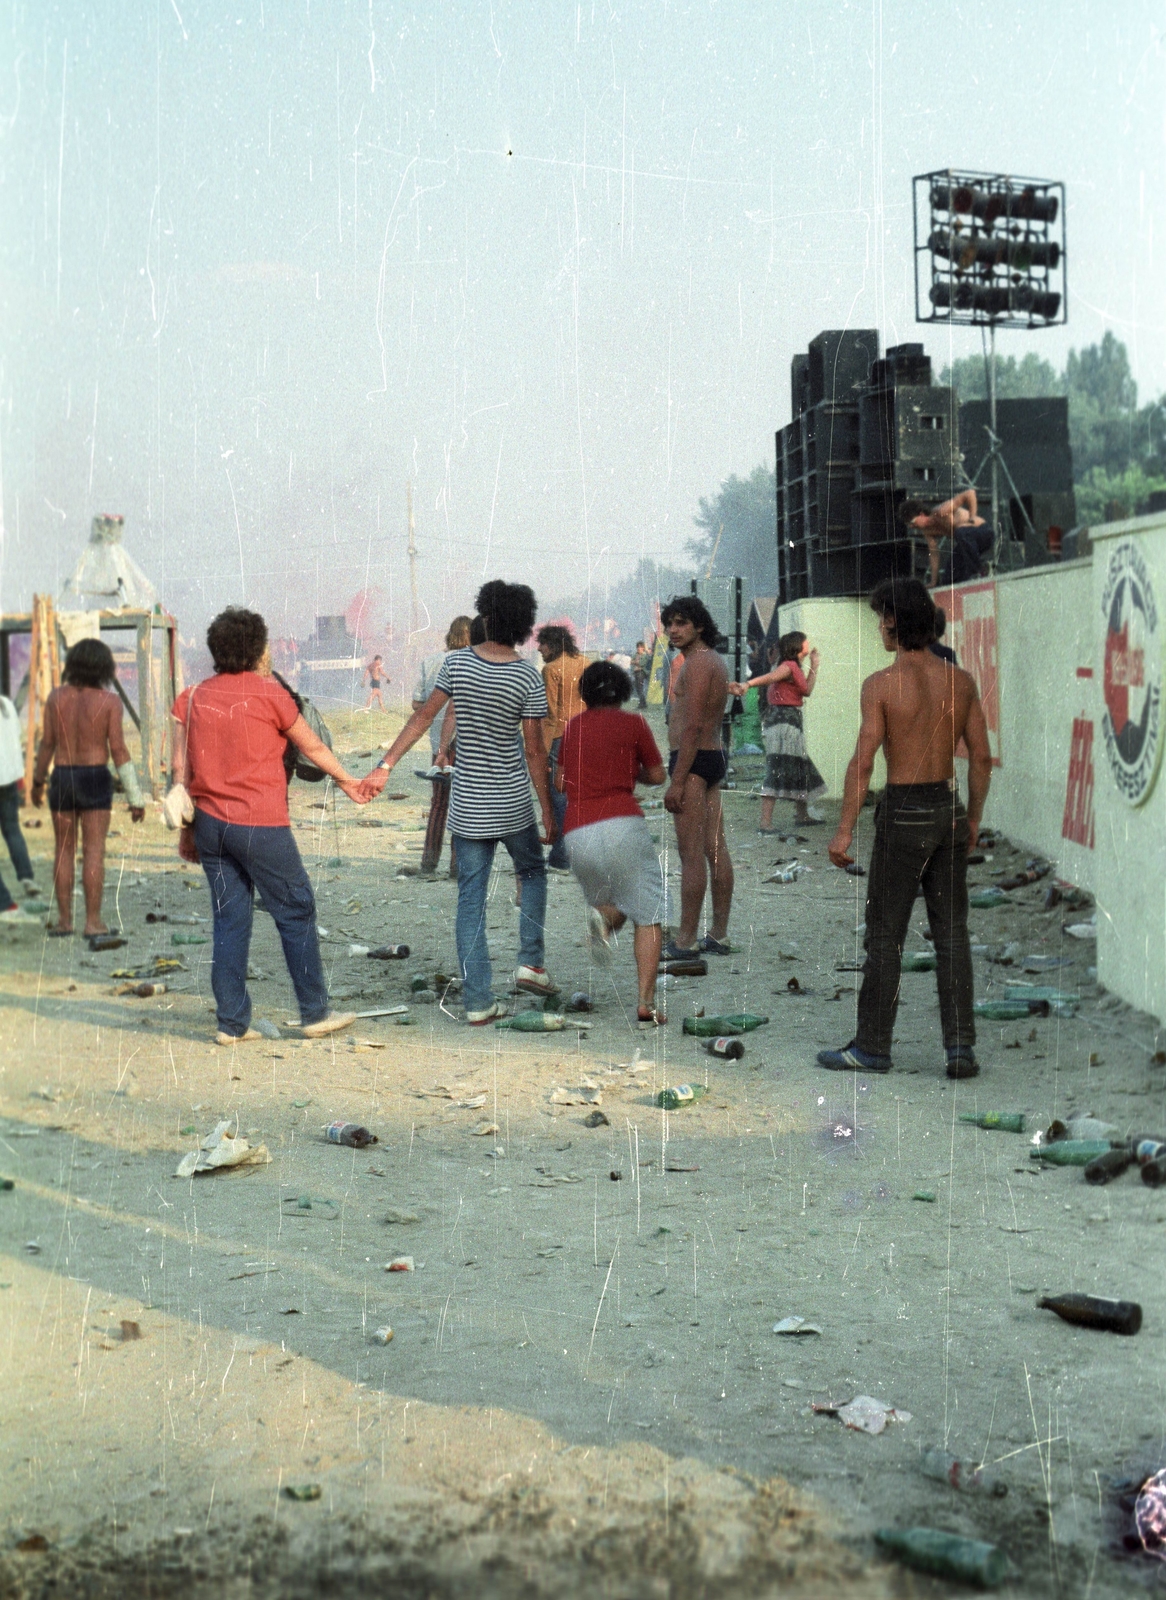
[434, 648, 548, 838]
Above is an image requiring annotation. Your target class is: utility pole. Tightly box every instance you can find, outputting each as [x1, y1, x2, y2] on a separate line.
[988, 324, 999, 564]
[407, 480, 419, 635]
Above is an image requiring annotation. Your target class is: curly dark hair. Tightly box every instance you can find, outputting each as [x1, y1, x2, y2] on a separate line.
[475, 580, 537, 648]
[899, 498, 930, 528]
[63, 637, 115, 689]
[207, 607, 268, 674]
[536, 624, 578, 661]
[660, 595, 719, 648]
[869, 578, 935, 652]
[579, 660, 631, 709]
[777, 630, 807, 663]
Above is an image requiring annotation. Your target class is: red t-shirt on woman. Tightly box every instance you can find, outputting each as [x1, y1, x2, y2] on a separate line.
[769, 660, 810, 708]
[558, 708, 662, 833]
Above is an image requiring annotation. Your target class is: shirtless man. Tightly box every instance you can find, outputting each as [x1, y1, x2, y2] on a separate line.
[31, 637, 146, 937]
[818, 577, 991, 1079]
[363, 655, 388, 712]
[900, 487, 994, 588]
[659, 596, 734, 957]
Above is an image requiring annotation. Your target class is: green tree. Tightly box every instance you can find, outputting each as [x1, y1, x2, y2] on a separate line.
[545, 556, 695, 650]
[689, 464, 779, 597]
[938, 351, 1062, 401]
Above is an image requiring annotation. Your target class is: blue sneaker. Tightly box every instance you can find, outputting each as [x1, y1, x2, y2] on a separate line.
[699, 935, 732, 956]
[816, 1040, 893, 1074]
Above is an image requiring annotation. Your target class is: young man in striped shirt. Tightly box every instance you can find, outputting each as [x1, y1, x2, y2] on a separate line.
[358, 580, 557, 1023]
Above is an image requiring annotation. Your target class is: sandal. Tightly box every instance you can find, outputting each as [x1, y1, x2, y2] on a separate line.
[637, 1005, 667, 1029]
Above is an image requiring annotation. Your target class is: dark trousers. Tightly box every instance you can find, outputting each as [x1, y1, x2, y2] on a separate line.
[855, 783, 975, 1057]
[0, 782, 32, 883]
[193, 810, 329, 1036]
[421, 776, 452, 872]
[547, 737, 569, 869]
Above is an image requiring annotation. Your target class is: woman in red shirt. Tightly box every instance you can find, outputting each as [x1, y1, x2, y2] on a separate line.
[731, 631, 825, 832]
[171, 607, 366, 1044]
[557, 660, 669, 1027]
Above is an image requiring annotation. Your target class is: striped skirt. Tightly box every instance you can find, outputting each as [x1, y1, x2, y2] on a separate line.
[761, 706, 826, 801]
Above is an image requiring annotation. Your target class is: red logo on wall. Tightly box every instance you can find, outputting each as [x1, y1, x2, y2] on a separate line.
[1062, 717, 1095, 849]
[934, 581, 1000, 766]
[1100, 539, 1161, 806]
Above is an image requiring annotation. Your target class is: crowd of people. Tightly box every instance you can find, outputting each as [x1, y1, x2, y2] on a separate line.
[24, 572, 991, 1076]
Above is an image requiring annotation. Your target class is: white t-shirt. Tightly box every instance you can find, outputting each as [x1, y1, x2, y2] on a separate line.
[0, 698, 24, 786]
[433, 648, 548, 838]
[413, 652, 453, 754]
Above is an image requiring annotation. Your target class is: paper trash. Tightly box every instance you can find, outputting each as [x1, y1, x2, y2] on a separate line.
[175, 1119, 272, 1178]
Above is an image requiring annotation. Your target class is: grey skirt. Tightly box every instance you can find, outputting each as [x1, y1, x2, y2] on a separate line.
[761, 706, 826, 801]
[565, 814, 671, 927]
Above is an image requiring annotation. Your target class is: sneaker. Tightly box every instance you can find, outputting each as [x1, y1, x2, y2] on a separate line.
[514, 965, 558, 997]
[946, 1047, 980, 1079]
[466, 999, 508, 1026]
[816, 1040, 893, 1074]
[20, 879, 37, 896]
[699, 935, 732, 956]
[805, 805, 827, 822]
[214, 1028, 264, 1046]
[300, 1011, 355, 1039]
[0, 904, 30, 923]
[662, 938, 700, 962]
[587, 907, 614, 968]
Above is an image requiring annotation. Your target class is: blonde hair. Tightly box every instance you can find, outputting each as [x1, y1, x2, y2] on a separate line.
[446, 615, 473, 650]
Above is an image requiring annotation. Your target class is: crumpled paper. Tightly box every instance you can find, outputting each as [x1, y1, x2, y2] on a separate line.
[811, 1394, 912, 1435]
[175, 1119, 272, 1178]
[549, 1082, 602, 1106]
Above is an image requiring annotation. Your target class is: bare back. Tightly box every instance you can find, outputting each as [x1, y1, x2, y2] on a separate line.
[868, 649, 983, 784]
[43, 685, 129, 768]
[669, 645, 728, 752]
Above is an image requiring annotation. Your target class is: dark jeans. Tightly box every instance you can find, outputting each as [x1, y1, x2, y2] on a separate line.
[855, 783, 975, 1058]
[0, 782, 31, 884]
[193, 810, 329, 1037]
[548, 737, 569, 869]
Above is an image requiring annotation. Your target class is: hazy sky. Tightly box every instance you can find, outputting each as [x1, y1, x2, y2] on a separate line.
[1, 1, 1163, 643]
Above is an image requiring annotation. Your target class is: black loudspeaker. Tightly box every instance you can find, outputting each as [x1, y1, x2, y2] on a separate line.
[807, 329, 880, 407]
[791, 354, 810, 418]
[958, 397, 1073, 495]
[859, 385, 958, 471]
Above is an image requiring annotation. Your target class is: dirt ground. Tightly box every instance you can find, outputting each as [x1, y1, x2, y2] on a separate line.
[1, 705, 1164, 1597]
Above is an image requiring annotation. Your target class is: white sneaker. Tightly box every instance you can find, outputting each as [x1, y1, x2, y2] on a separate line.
[805, 805, 827, 822]
[466, 999, 508, 1026]
[514, 965, 557, 997]
[20, 880, 37, 896]
[587, 907, 613, 968]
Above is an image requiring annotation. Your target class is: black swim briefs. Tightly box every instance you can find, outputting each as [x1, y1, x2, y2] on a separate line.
[49, 764, 114, 813]
[668, 747, 728, 788]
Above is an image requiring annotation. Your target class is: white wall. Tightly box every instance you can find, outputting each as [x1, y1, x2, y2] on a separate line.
[977, 558, 1096, 892]
[1090, 513, 1166, 1022]
[776, 595, 887, 797]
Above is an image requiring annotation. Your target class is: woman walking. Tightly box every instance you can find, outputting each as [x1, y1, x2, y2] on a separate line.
[171, 607, 365, 1044]
[32, 638, 146, 936]
[537, 624, 587, 870]
[557, 660, 670, 1028]
[731, 632, 826, 831]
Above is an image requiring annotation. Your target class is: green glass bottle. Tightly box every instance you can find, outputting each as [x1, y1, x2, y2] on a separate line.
[875, 1528, 1012, 1586]
[495, 1011, 565, 1032]
[969, 886, 1007, 908]
[1031, 1139, 1112, 1165]
[901, 951, 937, 972]
[974, 998, 1049, 1020]
[959, 1111, 1026, 1133]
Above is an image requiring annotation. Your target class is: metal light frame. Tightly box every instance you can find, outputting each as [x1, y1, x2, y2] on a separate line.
[913, 168, 1067, 330]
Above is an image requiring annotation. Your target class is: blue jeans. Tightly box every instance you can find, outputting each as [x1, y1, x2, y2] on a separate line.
[0, 782, 32, 884]
[547, 738, 569, 869]
[452, 823, 546, 1011]
[193, 810, 329, 1036]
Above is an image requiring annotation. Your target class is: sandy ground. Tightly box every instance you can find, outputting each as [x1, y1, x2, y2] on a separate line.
[1, 705, 1164, 1597]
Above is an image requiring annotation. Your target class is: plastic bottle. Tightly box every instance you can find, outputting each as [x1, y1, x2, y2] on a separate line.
[918, 1446, 1007, 1497]
[959, 1111, 1026, 1133]
[324, 1121, 379, 1148]
[874, 1528, 1011, 1586]
[706, 1037, 745, 1059]
[494, 1011, 565, 1032]
[1084, 1147, 1134, 1185]
[1037, 1292, 1141, 1335]
[1031, 1139, 1112, 1165]
[969, 886, 1007, 908]
[975, 998, 1049, 1020]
